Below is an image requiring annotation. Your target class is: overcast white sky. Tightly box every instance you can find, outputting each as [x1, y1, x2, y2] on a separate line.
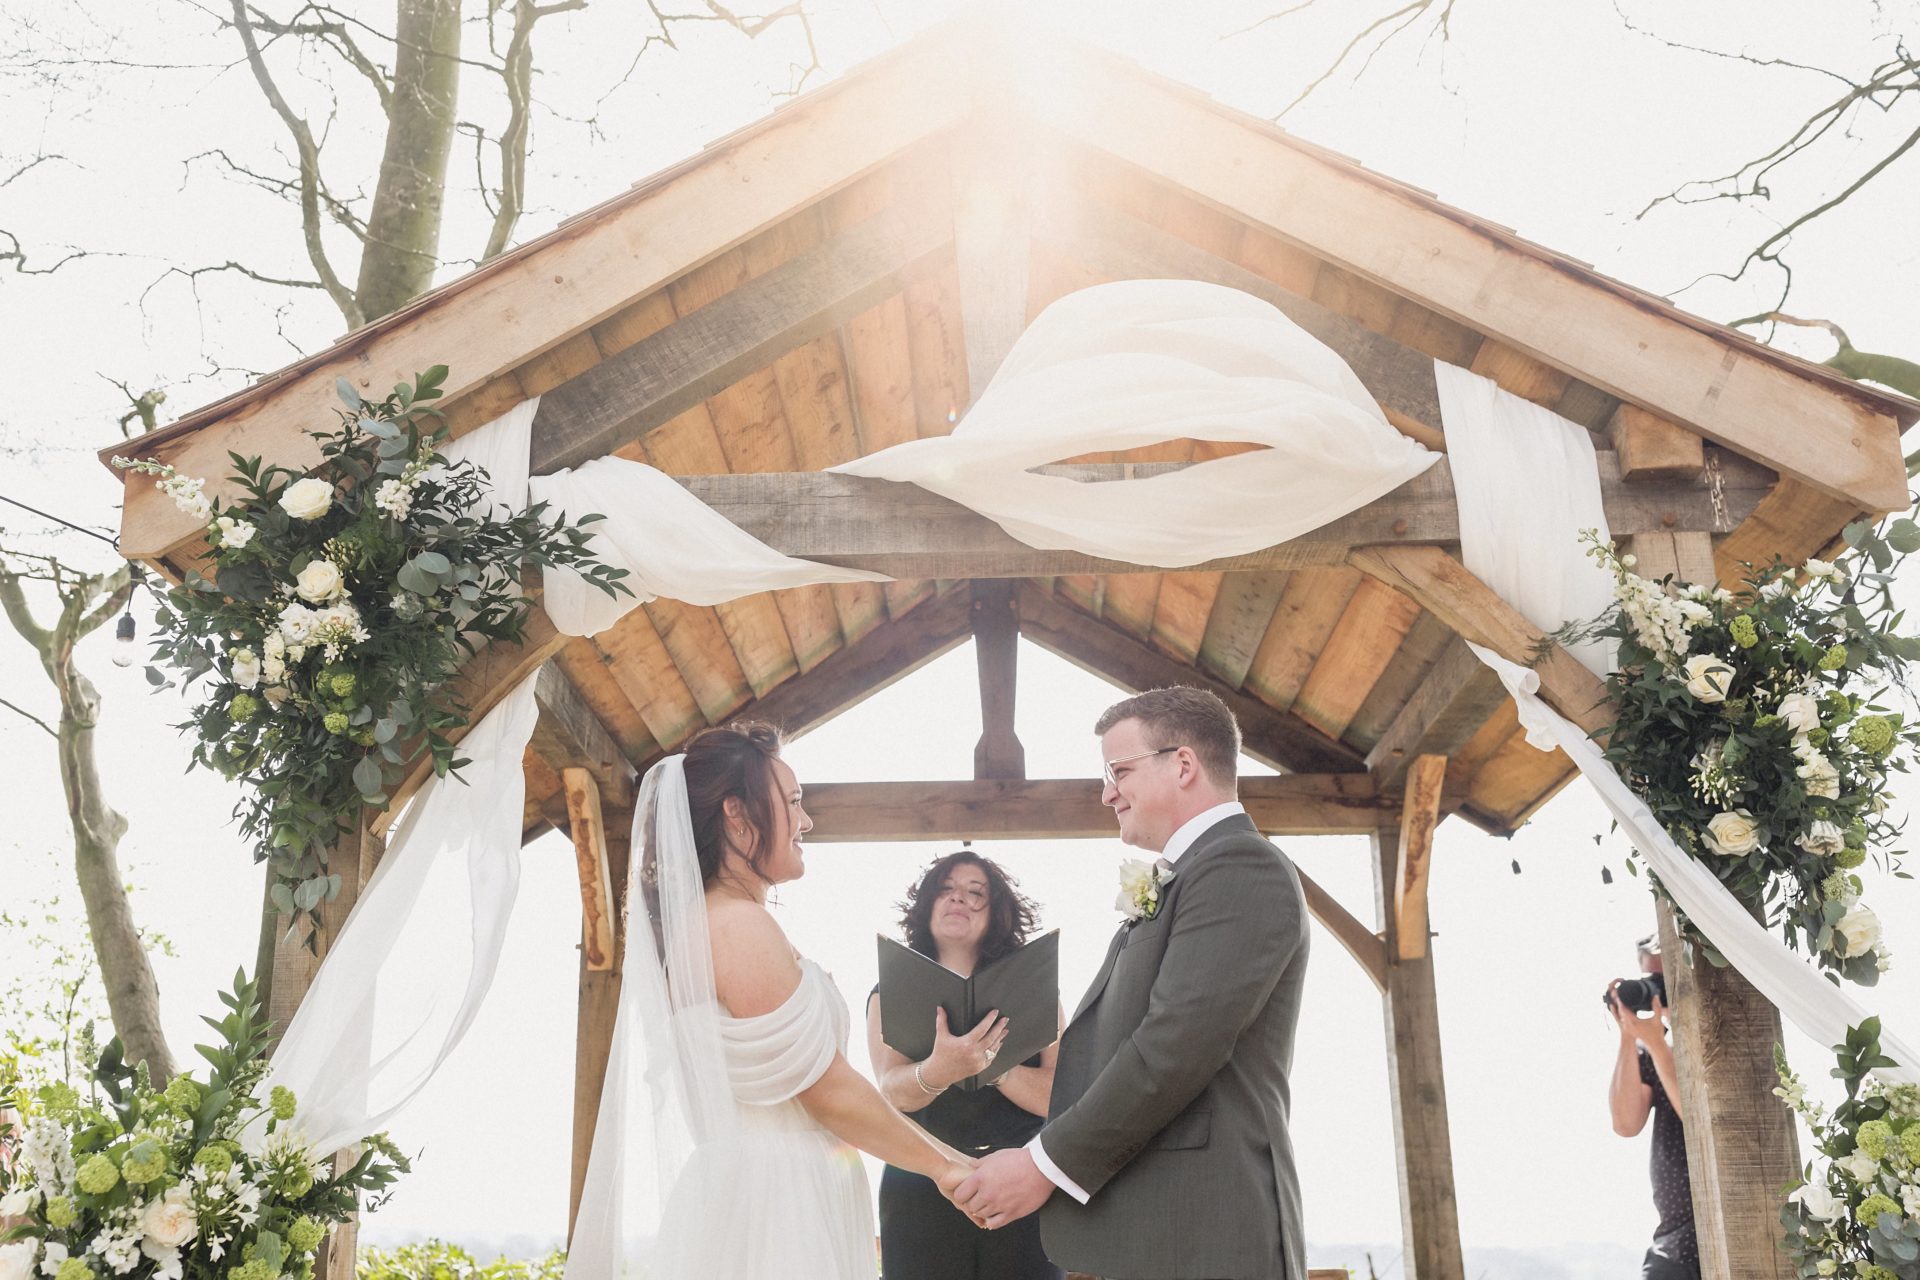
[4, 0, 1920, 1271]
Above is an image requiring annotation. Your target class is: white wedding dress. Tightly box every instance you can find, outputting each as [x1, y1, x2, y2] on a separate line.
[651, 959, 875, 1278]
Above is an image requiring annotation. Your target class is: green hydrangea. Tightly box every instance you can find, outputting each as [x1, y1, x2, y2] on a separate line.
[1851, 716, 1896, 755]
[1820, 644, 1849, 671]
[323, 711, 350, 736]
[279, 1161, 315, 1197]
[1858, 1120, 1894, 1161]
[228, 692, 260, 723]
[1729, 614, 1759, 648]
[1807, 728, 1830, 748]
[328, 671, 357, 700]
[55, 1259, 97, 1280]
[1753, 713, 1780, 730]
[271, 1084, 298, 1120]
[164, 1075, 202, 1114]
[1835, 846, 1868, 869]
[121, 1136, 167, 1184]
[38, 1081, 79, 1120]
[227, 1261, 277, 1280]
[44, 1195, 76, 1228]
[287, 1216, 327, 1253]
[1821, 872, 1853, 902]
[75, 1152, 120, 1194]
[194, 1145, 235, 1177]
[1861, 1267, 1899, 1280]
[350, 728, 376, 748]
[1858, 1192, 1901, 1227]
[1902, 1126, 1920, 1165]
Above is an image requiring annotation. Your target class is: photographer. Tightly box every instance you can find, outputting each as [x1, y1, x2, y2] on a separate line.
[1606, 935, 1696, 1280]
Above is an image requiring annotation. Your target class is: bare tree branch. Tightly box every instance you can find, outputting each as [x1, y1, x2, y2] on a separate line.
[0, 695, 59, 739]
[1731, 311, 1920, 399]
[1225, 0, 1459, 120]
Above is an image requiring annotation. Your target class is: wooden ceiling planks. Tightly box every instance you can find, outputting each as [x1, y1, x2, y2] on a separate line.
[591, 608, 706, 750]
[1196, 570, 1289, 690]
[1244, 568, 1364, 712]
[1343, 611, 1453, 753]
[1291, 577, 1424, 741]
[550, 639, 658, 762]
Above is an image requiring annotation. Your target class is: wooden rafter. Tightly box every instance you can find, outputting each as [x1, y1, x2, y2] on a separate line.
[1298, 870, 1387, 993]
[970, 580, 1025, 780]
[532, 662, 637, 808]
[801, 774, 1387, 840]
[561, 768, 618, 972]
[1365, 637, 1510, 794]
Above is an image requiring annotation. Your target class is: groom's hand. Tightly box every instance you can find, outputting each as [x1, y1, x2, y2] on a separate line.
[954, 1148, 1054, 1229]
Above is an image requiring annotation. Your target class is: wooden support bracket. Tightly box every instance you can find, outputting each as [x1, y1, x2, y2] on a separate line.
[562, 767, 618, 972]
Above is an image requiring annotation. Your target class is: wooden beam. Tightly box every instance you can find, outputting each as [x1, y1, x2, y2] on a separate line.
[1036, 194, 1443, 433]
[1366, 636, 1511, 793]
[1393, 754, 1445, 961]
[802, 774, 1388, 840]
[1609, 403, 1705, 481]
[971, 580, 1025, 779]
[1371, 817, 1466, 1280]
[1297, 869, 1386, 993]
[672, 451, 1768, 580]
[1015, 582, 1369, 775]
[1346, 545, 1615, 742]
[1039, 48, 1910, 512]
[569, 807, 630, 1242]
[533, 662, 637, 809]
[561, 768, 618, 973]
[110, 34, 976, 561]
[529, 193, 951, 474]
[1657, 903, 1801, 1280]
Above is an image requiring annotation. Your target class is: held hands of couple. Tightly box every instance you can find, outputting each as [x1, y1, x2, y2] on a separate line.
[923, 1006, 1012, 1091]
[953, 1148, 1055, 1230]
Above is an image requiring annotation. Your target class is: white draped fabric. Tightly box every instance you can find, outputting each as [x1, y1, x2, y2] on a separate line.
[257, 277, 1915, 1266]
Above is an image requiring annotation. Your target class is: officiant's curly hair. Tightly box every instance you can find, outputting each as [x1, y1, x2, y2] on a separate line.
[898, 852, 1041, 967]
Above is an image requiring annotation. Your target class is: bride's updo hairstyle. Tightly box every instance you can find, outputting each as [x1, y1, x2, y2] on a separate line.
[681, 720, 787, 887]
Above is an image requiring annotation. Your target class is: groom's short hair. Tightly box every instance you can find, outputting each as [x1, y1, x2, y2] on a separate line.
[1095, 687, 1240, 789]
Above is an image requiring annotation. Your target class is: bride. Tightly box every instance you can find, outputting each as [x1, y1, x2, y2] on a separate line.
[567, 722, 976, 1279]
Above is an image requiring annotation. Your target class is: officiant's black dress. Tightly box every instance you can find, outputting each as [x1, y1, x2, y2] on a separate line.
[871, 994, 1062, 1279]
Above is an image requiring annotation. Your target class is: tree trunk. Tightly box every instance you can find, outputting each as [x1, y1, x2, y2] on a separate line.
[354, 0, 463, 322]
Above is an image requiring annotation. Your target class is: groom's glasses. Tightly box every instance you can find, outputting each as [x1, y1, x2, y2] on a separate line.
[1103, 746, 1178, 787]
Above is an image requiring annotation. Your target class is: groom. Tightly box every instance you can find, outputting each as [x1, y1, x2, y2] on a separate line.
[956, 686, 1309, 1280]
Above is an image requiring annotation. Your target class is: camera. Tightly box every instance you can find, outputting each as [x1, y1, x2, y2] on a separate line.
[1604, 972, 1667, 1013]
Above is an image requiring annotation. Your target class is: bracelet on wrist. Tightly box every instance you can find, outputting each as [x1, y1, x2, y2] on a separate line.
[914, 1062, 947, 1096]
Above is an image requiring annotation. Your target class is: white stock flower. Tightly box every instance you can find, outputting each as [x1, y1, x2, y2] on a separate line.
[140, 1241, 184, 1280]
[278, 477, 334, 521]
[262, 630, 284, 659]
[140, 1187, 198, 1249]
[1798, 821, 1846, 857]
[1682, 654, 1734, 703]
[228, 648, 261, 689]
[1789, 1180, 1847, 1221]
[261, 655, 285, 684]
[1903, 1184, 1920, 1218]
[33, 1242, 66, 1279]
[373, 478, 413, 522]
[0, 1241, 32, 1280]
[1778, 692, 1822, 735]
[277, 603, 319, 647]
[294, 559, 344, 604]
[1839, 1150, 1882, 1182]
[1675, 599, 1713, 628]
[214, 516, 256, 550]
[1703, 810, 1761, 857]
[1835, 904, 1883, 957]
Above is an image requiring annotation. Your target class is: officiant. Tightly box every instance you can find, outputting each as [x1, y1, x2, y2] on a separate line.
[866, 851, 1066, 1280]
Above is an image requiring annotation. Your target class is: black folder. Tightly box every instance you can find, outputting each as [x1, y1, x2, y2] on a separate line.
[876, 930, 1060, 1090]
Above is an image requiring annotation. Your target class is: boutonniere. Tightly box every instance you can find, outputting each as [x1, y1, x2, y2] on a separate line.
[1116, 857, 1176, 924]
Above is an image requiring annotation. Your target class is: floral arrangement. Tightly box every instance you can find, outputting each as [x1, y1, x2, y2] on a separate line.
[1556, 522, 1920, 983]
[113, 369, 626, 940]
[0, 973, 408, 1280]
[1115, 857, 1174, 924]
[1776, 1019, 1920, 1279]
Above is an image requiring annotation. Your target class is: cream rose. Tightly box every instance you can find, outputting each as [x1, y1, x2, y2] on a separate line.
[0, 1240, 36, 1280]
[294, 559, 344, 604]
[1789, 1180, 1846, 1222]
[1805, 557, 1847, 584]
[1835, 904, 1882, 957]
[278, 477, 334, 521]
[1702, 809, 1760, 857]
[1838, 1150, 1881, 1183]
[1798, 820, 1846, 856]
[1115, 858, 1157, 920]
[1682, 654, 1734, 703]
[140, 1188, 198, 1249]
[228, 648, 261, 689]
[1799, 756, 1841, 799]
[1778, 691, 1821, 734]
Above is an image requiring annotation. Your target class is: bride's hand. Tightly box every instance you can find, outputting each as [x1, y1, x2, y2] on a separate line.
[933, 1153, 976, 1202]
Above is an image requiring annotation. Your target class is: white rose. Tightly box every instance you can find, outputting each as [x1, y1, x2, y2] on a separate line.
[1789, 1180, 1847, 1222]
[1778, 692, 1821, 734]
[140, 1188, 198, 1249]
[1799, 756, 1841, 799]
[0, 1241, 35, 1280]
[1798, 820, 1846, 857]
[1115, 857, 1155, 919]
[1805, 557, 1847, 584]
[0, 1188, 33, 1217]
[278, 477, 334, 521]
[294, 559, 344, 604]
[1839, 1150, 1882, 1182]
[1835, 904, 1882, 957]
[1702, 809, 1760, 857]
[228, 648, 261, 690]
[1682, 654, 1734, 703]
[286, 644, 306, 663]
[214, 516, 256, 550]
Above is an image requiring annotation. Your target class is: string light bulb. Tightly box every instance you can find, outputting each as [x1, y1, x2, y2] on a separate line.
[112, 610, 137, 667]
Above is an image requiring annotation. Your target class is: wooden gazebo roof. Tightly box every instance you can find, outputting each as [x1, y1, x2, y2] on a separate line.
[106, 16, 1917, 845]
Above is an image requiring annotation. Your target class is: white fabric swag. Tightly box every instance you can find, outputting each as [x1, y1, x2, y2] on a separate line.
[263, 277, 1914, 1196]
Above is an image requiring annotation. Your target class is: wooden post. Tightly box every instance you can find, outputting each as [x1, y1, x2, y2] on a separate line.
[268, 812, 380, 1280]
[1393, 754, 1445, 961]
[1371, 817, 1464, 1280]
[569, 805, 632, 1240]
[971, 580, 1025, 780]
[561, 768, 618, 972]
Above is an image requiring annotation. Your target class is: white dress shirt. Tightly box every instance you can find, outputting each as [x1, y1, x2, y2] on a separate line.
[1027, 800, 1250, 1203]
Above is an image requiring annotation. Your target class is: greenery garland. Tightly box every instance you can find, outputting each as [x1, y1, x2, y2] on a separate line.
[1554, 521, 1920, 983]
[114, 369, 627, 941]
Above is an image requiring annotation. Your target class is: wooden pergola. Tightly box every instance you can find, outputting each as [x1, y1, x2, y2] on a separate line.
[105, 17, 1917, 1280]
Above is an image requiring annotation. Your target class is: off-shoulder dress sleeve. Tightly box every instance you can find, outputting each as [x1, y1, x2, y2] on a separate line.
[719, 962, 840, 1105]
